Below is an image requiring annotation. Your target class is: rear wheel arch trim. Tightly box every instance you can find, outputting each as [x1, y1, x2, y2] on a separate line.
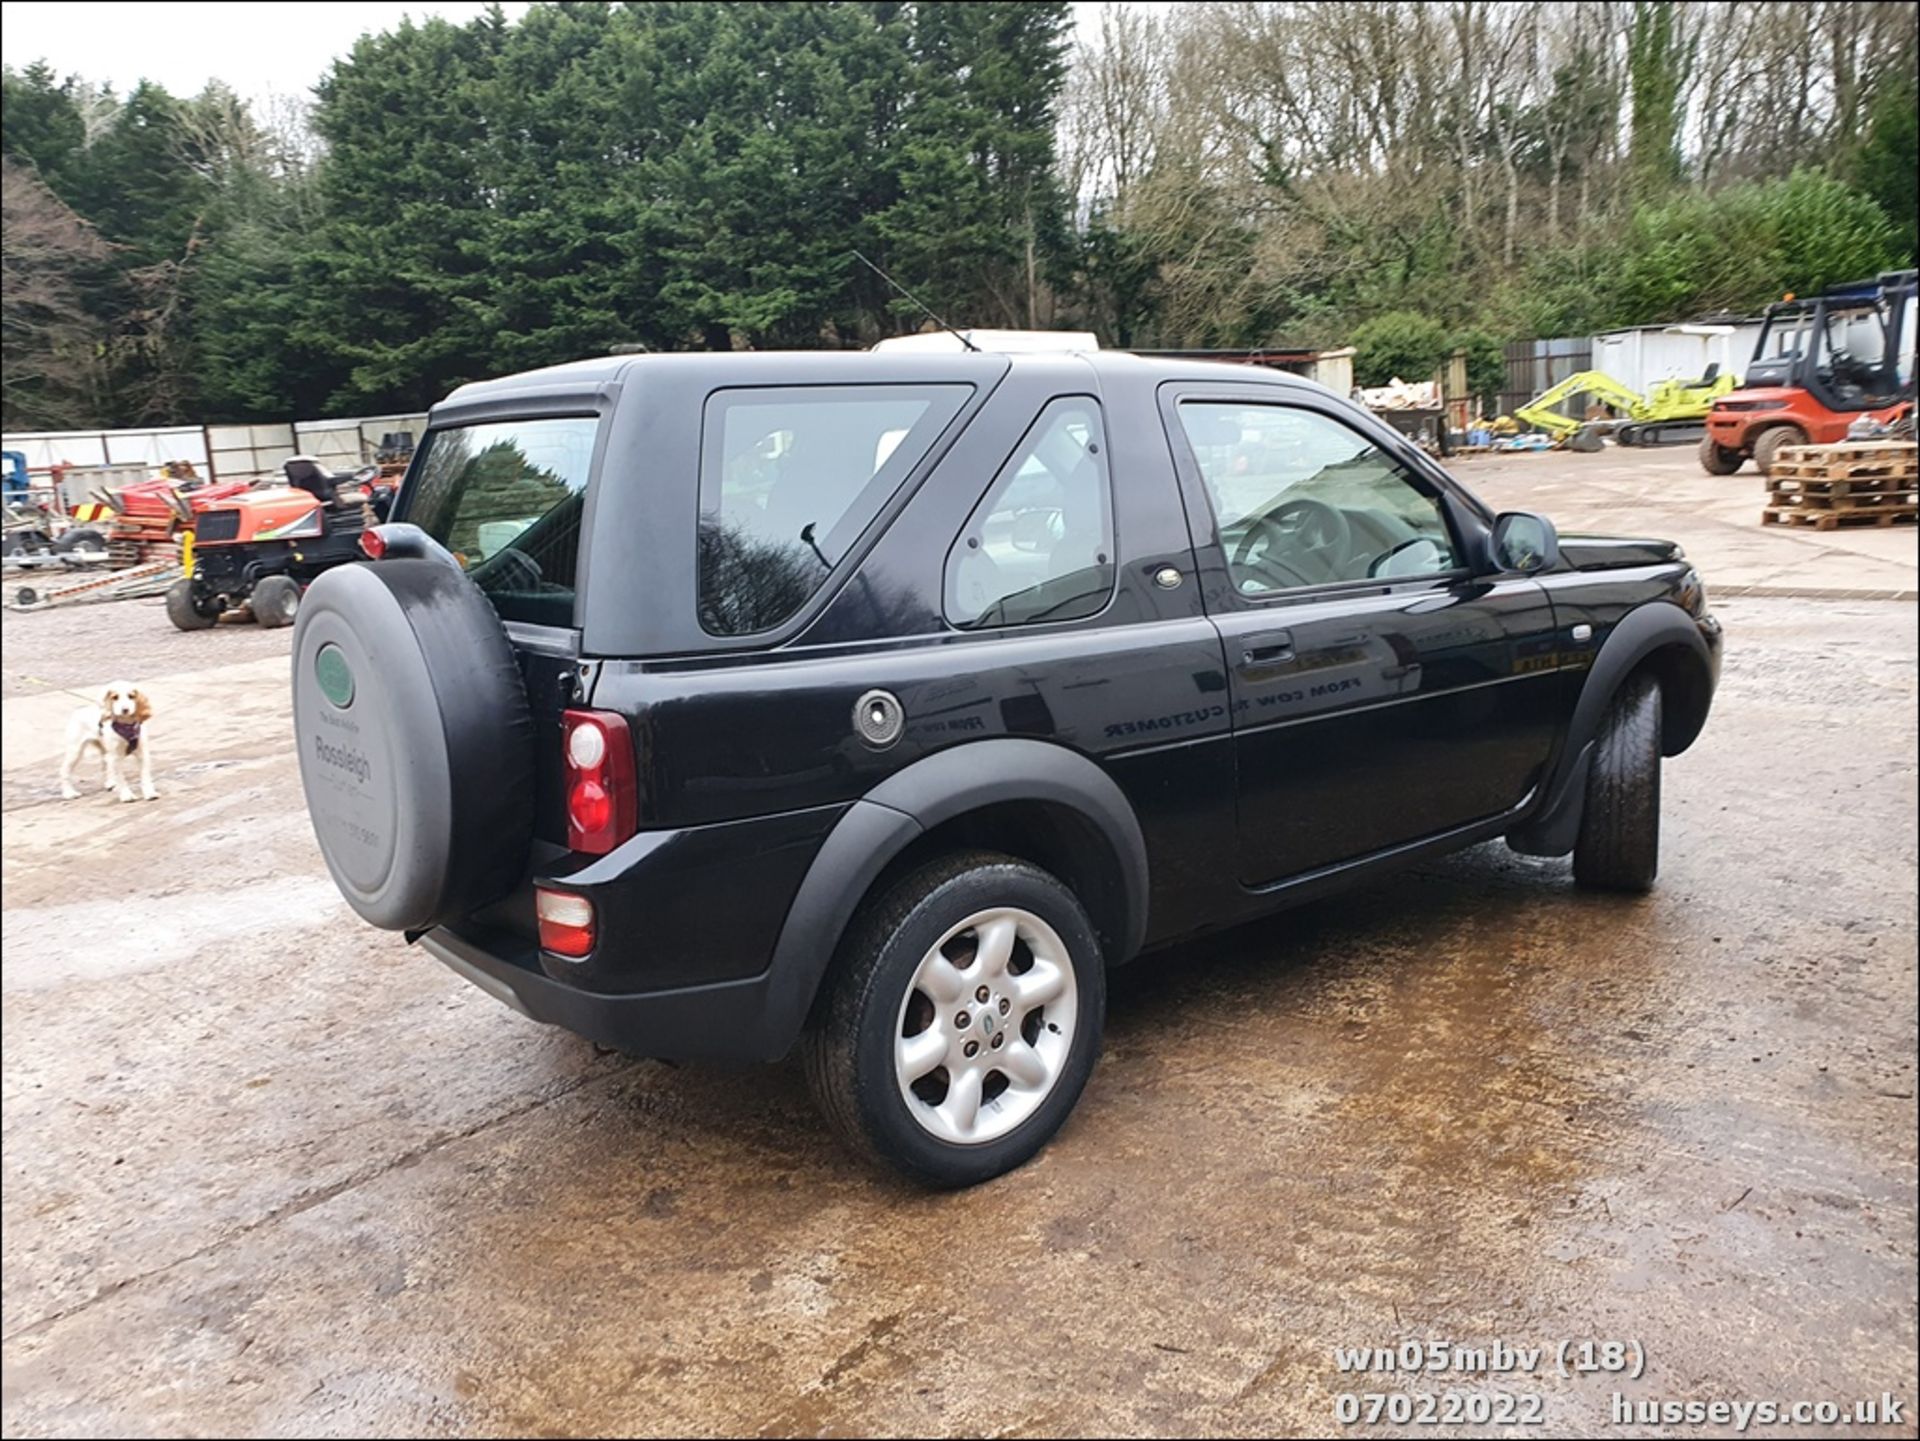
[761, 739, 1149, 1058]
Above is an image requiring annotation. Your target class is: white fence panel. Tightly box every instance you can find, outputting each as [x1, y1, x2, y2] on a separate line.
[2, 432, 112, 472]
[291, 413, 428, 471]
[290, 420, 367, 471]
[358, 414, 427, 460]
[101, 427, 207, 470]
[207, 423, 296, 483]
[7, 410, 430, 487]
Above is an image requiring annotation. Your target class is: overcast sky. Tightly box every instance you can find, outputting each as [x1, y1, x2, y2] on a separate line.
[0, 2, 1121, 110]
[0, 2, 531, 107]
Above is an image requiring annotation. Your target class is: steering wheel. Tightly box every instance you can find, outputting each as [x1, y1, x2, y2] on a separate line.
[1232, 497, 1352, 589]
[476, 547, 543, 591]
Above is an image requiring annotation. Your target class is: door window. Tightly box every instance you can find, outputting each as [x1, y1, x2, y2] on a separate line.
[699, 384, 970, 635]
[1178, 403, 1457, 595]
[945, 397, 1114, 629]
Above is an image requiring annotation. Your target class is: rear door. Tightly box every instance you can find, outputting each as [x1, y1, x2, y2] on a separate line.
[396, 412, 603, 844]
[1161, 385, 1562, 886]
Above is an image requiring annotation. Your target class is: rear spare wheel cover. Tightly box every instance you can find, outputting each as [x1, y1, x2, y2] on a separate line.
[291, 559, 532, 930]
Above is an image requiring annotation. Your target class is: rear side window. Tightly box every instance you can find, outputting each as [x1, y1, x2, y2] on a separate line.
[945, 397, 1114, 629]
[403, 416, 599, 626]
[699, 384, 969, 636]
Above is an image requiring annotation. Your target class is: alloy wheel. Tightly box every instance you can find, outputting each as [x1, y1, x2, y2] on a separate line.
[892, 906, 1079, 1145]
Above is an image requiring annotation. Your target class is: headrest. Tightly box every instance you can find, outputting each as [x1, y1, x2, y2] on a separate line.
[1187, 411, 1243, 449]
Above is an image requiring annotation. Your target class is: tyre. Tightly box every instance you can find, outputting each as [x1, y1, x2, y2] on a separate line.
[164, 577, 219, 631]
[802, 850, 1106, 1188]
[1751, 424, 1807, 476]
[1697, 435, 1743, 475]
[4, 529, 52, 557]
[52, 525, 109, 559]
[1573, 674, 1661, 893]
[250, 574, 300, 628]
[291, 558, 534, 931]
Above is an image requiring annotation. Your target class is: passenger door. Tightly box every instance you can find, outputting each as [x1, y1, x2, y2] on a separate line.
[1162, 388, 1563, 887]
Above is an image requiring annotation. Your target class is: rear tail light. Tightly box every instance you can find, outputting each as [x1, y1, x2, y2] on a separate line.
[536, 888, 595, 957]
[563, 708, 637, 854]
[360, 527, 388, 559]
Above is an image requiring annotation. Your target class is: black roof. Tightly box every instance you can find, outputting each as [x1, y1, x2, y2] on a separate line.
[430, 347, 1327, 426]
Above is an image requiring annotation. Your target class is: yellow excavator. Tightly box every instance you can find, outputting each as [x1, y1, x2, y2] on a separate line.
[1514, 367, 1739, 449]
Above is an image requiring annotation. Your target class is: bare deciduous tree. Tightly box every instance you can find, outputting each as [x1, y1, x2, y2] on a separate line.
[1061, 0, 1916, 346]
[1, 155, 111, 427]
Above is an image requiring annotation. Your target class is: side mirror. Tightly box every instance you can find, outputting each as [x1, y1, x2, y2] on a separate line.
[1491, 511, 1560, 574]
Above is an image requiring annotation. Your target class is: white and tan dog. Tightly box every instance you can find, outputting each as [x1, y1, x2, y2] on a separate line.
[59, 681, 158, 803]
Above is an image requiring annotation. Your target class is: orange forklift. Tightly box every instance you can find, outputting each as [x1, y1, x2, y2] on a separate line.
[1700, 269, 1917, 475]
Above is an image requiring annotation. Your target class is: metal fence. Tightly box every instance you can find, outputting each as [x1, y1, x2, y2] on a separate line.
[2, 425, 206, 477]
[204, 423, 297, 483]
[1501, 338, 1592, 418]
[3, 412, 429, 487]
[290, 415, 427, 475]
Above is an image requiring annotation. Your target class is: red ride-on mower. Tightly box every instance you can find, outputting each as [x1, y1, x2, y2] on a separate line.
[1701, 269, 1917, 475]
[165, 457, 395, 631]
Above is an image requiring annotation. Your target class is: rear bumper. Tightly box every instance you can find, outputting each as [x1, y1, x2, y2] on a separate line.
[423, 800, 848, 1063]
[419, 924, 786, 1063]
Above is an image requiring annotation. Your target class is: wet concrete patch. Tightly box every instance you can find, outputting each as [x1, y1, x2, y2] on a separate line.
[0, 596, 1913, 1436]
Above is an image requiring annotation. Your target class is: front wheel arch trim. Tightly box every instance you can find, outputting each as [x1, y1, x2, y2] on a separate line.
[1509, 601, 1713, 857]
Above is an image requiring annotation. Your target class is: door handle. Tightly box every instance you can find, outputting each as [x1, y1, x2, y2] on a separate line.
[1239, 630, 1295, 666]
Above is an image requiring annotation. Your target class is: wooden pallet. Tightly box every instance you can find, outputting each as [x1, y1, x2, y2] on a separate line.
[1762, 439, 1918, 529]
[1768, 459, 1917, 482]
[1766, 487, 1919, 513]
[1768, 471, 1916, 495]
[1776, 439, 1918, 462]
[1773, 440, 1918, 481]
[1761, 506, 1918, 531]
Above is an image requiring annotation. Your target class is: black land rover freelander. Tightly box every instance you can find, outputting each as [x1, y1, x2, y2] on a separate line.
[293, 346, 1721, 1186]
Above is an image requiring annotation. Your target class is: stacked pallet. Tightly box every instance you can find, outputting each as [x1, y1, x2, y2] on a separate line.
[1762, 441, 1917, 531]
[104, 518, 179, 567]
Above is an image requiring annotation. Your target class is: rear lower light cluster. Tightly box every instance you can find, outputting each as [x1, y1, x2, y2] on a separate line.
[536, 888, 595, 958]
[563, 708, 637, 854]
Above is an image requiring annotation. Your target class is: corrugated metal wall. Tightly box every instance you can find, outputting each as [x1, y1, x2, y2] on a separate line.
[1501, 338, 1592, 418]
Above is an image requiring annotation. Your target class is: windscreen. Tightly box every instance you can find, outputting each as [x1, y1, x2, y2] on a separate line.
[401, 416, 599, 626]
[1815, 302, 1901, 403]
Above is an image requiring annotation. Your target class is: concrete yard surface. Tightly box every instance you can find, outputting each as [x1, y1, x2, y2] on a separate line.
[1459, 443, 1919, 599]
[1, 461, 1916, 1436]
